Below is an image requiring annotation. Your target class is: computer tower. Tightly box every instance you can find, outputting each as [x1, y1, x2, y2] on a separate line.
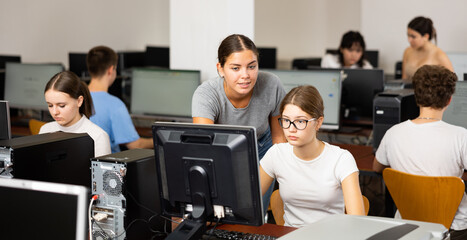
[0, 132, 94, 187]
[373, 89, 419, 151]
[90, 149, 168, 240]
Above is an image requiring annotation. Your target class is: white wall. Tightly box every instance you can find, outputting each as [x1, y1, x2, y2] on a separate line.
[0, 0, 169, 69]
[170, 0, 254, 82]
[361, 0, 467, 74]
[1, 0, 466, 75]
[255, 0, 361, 69]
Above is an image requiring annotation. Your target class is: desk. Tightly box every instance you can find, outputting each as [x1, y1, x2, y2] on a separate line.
[216, 223, 296, 238]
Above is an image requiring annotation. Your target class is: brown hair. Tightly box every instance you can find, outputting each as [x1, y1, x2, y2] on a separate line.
[408, 16, 437, 44]
[86, 46, 118, 78]
[280, 85, 324, 118]
[45, 71, 94, 118]
[412, 65, 457, 109]
[218, 34, 259, 67]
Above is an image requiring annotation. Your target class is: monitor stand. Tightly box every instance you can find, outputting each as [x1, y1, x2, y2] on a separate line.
[166, 161, 214, 240]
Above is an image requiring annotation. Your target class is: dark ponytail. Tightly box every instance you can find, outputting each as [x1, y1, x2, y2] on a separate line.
[408, 16, 437, 44]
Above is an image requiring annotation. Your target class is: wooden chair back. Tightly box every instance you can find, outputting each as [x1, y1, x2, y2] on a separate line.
[29, 119, 46, 135]
[383, 168, 465, 229]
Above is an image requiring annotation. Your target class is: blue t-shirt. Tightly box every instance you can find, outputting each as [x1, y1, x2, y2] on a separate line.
[90, 92, 139, 153]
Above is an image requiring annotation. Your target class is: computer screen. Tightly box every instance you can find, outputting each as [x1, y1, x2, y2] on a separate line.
[152, 122, 263, 239]
[0, 101, 11, 140]
[257, 47, 277, 69]
[4, 62, 64, 110]
[130, 68, 200, 119]
[0, 178, 88, 240]
[0, 55, 21, 100]
[118, 51, 146, 74]
[340, 68, 385, 121]
[0, 55, 21, 69]
[145, 46, 170, 69]
[264, 69, 342, 130]
[447, 52, 467, 80]
[68, 52, 89, 79]
[444, 80, 467, 128]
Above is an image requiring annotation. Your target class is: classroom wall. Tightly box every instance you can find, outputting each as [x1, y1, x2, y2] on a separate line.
[1, 0, 466, 75]
[255, 0, 361, 70]
[0, 0, 169, 68]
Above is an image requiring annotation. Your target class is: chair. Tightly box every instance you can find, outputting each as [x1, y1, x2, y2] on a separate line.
[382, 168, 465, 229]
[28, 119, 46, 135]
[270, 189, 370, 226]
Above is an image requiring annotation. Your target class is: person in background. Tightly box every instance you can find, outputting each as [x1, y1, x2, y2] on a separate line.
[373, 65, 467, 240]
[87, 46, 153, 153]
[402, 16, 453, 80]
[260, 85, 365, 227]
[192, 34, 287, 216]
[40, 71, 111, 157]
[321, 31, 373, 69]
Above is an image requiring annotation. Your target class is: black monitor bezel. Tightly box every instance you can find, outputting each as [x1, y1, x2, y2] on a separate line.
[152, 122, 264, 227]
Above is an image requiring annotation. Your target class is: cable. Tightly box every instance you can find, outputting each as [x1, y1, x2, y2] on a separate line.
[126, 189, 179, 224]
[88, 195, 98, 240]
[205, 217, 221, 240]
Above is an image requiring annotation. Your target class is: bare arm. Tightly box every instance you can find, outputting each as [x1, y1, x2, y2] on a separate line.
[437, 50, 454, 72]
[125, 137, 153, 149]
[269, 115, 286, 144]
[401, 48, 410, 80]
[372, 157, 388, 173]
[259, 166, 274, 196]
[342, 171, 365, 215]
[192, 117, 214, 124]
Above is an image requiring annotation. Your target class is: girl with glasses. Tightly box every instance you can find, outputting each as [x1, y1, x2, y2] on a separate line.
[259, 85, 365, 227]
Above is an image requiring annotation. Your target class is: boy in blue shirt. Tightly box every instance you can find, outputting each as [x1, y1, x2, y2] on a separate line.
[87, 46, 153, 153]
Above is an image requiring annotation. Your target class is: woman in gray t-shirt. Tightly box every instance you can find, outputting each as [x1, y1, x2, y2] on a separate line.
[192, 34, 287, 214]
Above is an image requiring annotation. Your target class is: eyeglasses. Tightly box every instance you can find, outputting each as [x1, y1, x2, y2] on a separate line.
[278, 118, 316, 130]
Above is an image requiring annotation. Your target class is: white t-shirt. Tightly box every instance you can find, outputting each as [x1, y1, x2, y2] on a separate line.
[376, 120, 467, 230]
[321, 54, 373, 69]
[261, 142, 359, 228]
[40, 115, 111, 157]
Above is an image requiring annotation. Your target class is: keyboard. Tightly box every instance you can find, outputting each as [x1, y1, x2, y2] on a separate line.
[202, 228, 277, 240]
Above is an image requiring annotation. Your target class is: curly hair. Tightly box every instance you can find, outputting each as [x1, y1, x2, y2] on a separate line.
[412, 65, 457, 109]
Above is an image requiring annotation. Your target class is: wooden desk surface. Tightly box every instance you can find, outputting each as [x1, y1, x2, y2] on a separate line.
[217, 223, 296, 238]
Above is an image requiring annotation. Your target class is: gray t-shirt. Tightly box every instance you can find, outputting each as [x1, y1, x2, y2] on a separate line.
[192, 71, 286, 137]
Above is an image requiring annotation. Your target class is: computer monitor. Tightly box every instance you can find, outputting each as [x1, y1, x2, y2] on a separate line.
[257, 47, 277, 69]
[340, 68, 385, 121]
[0, 55, 21, 100]
[447, 52, 467, 80]
[118, 51, 146, 74]
[443, 80, 467, 129]
[0, 101, 11, 140]
[0, 178, 88, 240]
[326, 49, 379, 68]
[68, 52, 89, 79]
[4, 62, 64, 110]
[264, 69, 343, 130]
[130, 68, 200, 120]
[152, 122, 263, 240]
[0, 55, 21, 69]
[145, 46, 170, 69]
